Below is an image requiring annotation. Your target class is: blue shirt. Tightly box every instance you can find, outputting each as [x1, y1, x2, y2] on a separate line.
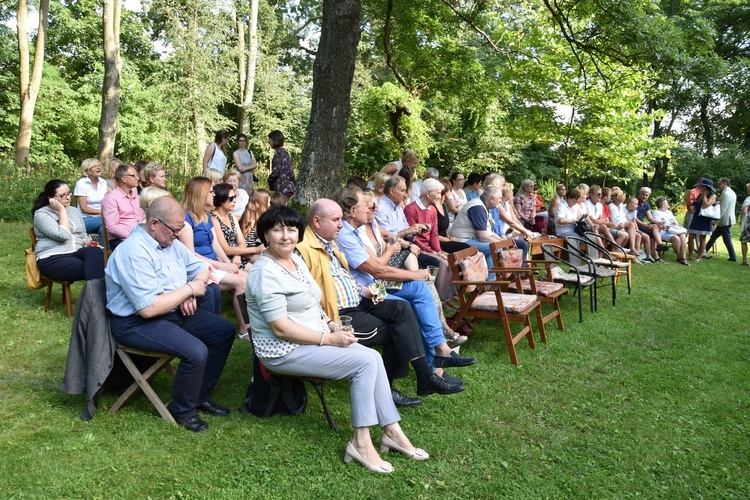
[375, 195, 408, 235]
[490, 207, 506, 236]
[464, 189, 480, 201]
[335, 221, 377, 287]
[105, 225, 207, 316]
[186, 211, 216, 259]
[637, 200, 651, 222]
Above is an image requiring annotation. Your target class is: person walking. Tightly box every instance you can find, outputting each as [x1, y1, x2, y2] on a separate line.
[704, 177, 737, 261]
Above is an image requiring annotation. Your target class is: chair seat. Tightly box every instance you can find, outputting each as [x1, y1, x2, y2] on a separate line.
[551, 265, 595, 285]
[472, 291, 538, 314]
[508, 279, 565, 297]
[574, 265, 617, 277]
[593, 258, 629, 268]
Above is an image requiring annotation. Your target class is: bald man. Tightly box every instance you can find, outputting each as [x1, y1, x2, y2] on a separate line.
[105, 197, 235, 432]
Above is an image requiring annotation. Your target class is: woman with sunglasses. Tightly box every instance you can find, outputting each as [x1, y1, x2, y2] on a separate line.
[210, 183, 263, 270]
[32, 179, 105, 283]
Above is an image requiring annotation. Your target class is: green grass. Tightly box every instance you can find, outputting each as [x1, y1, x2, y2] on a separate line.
[1, 220, 748, 498]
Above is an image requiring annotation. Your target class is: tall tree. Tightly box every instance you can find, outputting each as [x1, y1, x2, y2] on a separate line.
[98, 0, 122, 162]
[296, 0, 361, 204]
[14, 0, 49, 170]
[237, 0, 259, 133]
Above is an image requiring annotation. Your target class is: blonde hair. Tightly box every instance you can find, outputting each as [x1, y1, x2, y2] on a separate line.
[401, 149, 419, 162]
[610, 187, 625, 204]
[80, 158, 100, 176]
[203, 168, 223, 185]
[182, 177, 212, 223]
[373, 172, 391, 194]
[105, 158, 122, 179]
[240, 189, 271, 236]
[501, 183, 515, 198]
[143, 162, 165, 187]
[224, 169, 240, 182]
[483, 173, 505, 189]
[139, 187, 170, 210]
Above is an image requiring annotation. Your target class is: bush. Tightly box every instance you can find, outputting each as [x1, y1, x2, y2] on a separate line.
[0, 156, 78, 222]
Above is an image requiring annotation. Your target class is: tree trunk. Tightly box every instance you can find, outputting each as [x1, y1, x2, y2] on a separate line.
[237, 0, 259, 133]
[699, 94, 714, 158]
[98, 0, 123, 163]
[14, 0, 49, 171]
[649, 99, 667, 189]
[296, 0, 362, 205]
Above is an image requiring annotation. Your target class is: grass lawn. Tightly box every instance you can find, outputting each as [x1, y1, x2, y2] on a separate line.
[1, 220, 748, 498]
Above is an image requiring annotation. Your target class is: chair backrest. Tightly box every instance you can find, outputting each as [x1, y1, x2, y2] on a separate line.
[447, 246, 488, 293]
[489, 239, 522, 268]
[29, 227, 37, 251]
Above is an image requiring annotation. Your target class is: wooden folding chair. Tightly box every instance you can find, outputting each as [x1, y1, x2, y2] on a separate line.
[101, 220, 113, 266]
[448, 246, 543, 366]
[29, 228, 73, 317]
[109, 345, 177, 424]
[490, 240, 568, 333]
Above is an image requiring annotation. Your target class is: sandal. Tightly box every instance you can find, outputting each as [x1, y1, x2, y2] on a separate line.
[677, 258, 690, 267]
[238, 332, 251, 342]
[654, 257, 666, 263]
[741, 262, 749, 266]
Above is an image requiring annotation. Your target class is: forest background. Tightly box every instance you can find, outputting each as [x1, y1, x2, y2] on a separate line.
[1, 0, 750, 221]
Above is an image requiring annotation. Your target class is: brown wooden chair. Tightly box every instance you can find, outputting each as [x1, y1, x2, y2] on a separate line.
[29, 228, 73, 317]
[447, 246, 544, 366]
[490, 240, 568, 333]
[109, 345, 177, 424]
[101, 220, 113, 266]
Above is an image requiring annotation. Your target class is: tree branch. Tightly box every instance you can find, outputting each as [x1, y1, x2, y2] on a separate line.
[383, 0, 414, 95]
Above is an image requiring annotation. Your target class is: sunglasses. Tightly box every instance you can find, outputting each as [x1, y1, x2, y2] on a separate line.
[228, 195, 237, 202]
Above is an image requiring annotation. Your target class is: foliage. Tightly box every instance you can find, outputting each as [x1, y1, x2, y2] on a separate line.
[1, 220, 750, 496]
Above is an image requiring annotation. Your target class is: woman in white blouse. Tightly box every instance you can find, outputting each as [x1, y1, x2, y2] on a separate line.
[73, 158, 111, 238]
[651, 196, 689, 265]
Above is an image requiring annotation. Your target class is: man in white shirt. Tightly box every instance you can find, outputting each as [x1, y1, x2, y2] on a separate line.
[704, 177, 737, 261]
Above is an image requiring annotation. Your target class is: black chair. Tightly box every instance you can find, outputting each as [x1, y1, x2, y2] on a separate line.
[540, 243, 596, 323]
[563, 235, 617, 310]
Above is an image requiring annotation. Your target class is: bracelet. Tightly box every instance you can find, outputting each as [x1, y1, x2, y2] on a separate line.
[319, 332, 325, 346]
[186, 282, 196, 298]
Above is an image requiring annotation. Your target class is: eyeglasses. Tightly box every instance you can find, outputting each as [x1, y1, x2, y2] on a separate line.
[440, 190, 446, 195]
[123, 174, 138, 178]
[56, 192, 72, 199]
[455, 178, 465, 182]
[156, 218, 185, 235]
[228, 195, 237, 202]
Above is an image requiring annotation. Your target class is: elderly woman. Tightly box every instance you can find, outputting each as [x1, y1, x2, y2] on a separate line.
[138, 186, 170, 211]
[224, 170, 249, 217]
[210, 183, 263, 271]
[267, 130, 296, 198]
[179, 177, 250, 338]
[687, 179, 718, 262]
[652, 197, 689, 266]
[203, 130, 231, 175]
[514, 179, 539, 230]
[554, 186, 586, 237]
[73, 158, 110, 238]
[232, 133, 257, 192]
[33, 179, 105, 282]
[246, 206, 427, 473]
[143, 162, 167, 190]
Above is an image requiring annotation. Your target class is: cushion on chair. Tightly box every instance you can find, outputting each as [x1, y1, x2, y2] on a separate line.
[508, 279, 565, 297]
[550, 265, 595, 285]
[593, 258, 629, 268]
[471, 291, 537, 314]
[458, 252, 488, 292]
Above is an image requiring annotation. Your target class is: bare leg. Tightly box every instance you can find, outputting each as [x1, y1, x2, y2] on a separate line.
[741, 242, 748, 265]
[351, 427, 386, 467]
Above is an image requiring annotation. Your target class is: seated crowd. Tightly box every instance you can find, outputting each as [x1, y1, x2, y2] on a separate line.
[32, 143, 745, 474]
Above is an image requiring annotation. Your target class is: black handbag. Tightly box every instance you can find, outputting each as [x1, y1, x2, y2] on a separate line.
[574, 215, 593, 236]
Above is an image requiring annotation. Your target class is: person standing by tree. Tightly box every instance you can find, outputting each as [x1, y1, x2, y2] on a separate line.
[267, 130, 296, 199]
[203, 130, 231, 175]
[232, 133, 257, 192]
[704, 178, 737, 261]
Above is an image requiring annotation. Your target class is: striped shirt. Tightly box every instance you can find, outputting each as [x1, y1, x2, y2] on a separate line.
[314, 232, 361, 311]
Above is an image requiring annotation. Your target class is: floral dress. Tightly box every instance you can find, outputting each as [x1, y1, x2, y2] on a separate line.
[268, 147, 296, 198]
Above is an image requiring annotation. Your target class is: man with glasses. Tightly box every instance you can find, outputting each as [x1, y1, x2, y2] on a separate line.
[102, 164, 145, 250]
[106, 196, 234, 432]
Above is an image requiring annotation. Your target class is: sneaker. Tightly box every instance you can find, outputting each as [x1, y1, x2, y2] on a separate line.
[445, 330, 468, 346]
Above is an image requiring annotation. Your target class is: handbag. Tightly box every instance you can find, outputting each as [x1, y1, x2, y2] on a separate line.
[699, 203, 720, 220]
[667, 226, 687, 235]
[574, 215, 593, 236]
[25, 248, 46, 290]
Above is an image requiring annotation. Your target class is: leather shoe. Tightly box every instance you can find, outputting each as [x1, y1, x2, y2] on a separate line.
[440, 370, 464, 387]
[391, 388, 422, 408]
[417, 373, 465, 396]
[433, 351, 476, 368]
[174, 414, 208, 432]
[197, 398, 230, 417]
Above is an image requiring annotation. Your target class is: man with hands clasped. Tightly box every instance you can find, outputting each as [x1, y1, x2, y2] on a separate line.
[105, 197, 235, 432]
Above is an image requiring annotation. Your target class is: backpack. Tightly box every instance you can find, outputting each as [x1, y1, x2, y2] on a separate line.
[240, 353, 307, 417]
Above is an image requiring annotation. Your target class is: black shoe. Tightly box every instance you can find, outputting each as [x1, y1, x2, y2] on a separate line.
[417, 373, 465, 396]
[174, 414, 208, 432]
[728, 258, 737, 262]
[197, 398, 230, 417]
[656, 243, 669, 252]
[391, 389, 422, 408]
[433, 351, 476, 368]
[440, 370, 464, 387]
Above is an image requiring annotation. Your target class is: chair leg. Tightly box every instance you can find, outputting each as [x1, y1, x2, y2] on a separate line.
[110, 349, 176, 424]
[501, 316, 519, 366]
[45, 282, 53, 312]
[534, 304, 547, 343]
[305, 379, 338, 432]
[554, 298, 564, 331]
[63, 283, 73, 318]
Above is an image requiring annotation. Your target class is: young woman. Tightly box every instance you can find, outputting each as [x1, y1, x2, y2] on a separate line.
[687, 179, 718, 262]
[445, 172, 467, 224]
[239, 188, 271, 255]
[267, 130, 296, 198]
[179, 177, 250, 338]
[33, 179, 105, 283]
[232, 133, 257, 192]
[202, 130, 231, 175]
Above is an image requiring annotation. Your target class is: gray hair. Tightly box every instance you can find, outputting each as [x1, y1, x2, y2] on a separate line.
[383, 175, 405, 196]
[481, 185, 502, 201]
[424, 167, 439, 179]
[521, 179, 535, 191]
[639, 186, 652, 195]
[483, 173, 505, 188]
[420, 178, 443, 196]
